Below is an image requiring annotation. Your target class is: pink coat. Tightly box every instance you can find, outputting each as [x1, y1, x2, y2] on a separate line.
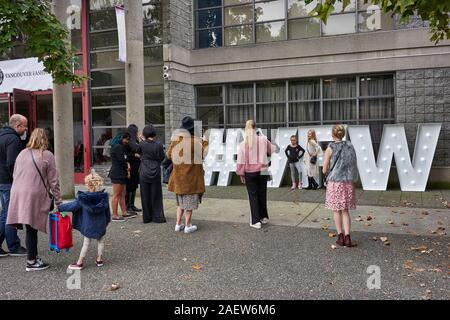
[7, 149, 61, 233]
[236, 135, 277, 176]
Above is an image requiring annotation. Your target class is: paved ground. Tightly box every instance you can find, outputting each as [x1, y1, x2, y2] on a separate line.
[0, 196, 448, 300]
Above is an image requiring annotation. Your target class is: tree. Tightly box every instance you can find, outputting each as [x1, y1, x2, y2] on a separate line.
[306, 0, 450, 43]
[0, 0, 86, 85]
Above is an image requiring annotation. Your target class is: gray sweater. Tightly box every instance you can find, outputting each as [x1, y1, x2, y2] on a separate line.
[326, 141, 358, 183]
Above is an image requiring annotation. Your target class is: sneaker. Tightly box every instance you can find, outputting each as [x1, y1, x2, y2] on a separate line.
[96, 260, 104, 267]
[131, 206, 142, 213]
[0, 248, 9, 257]
[112, 216, 125, 222]
[250, 222, 262, 229]
[261, 218, 269, 225]
[26, 258, 50, 272]
[184, 225, 198, 234]
[68, 263, 84, 270]
[175, 224, 185, 232]
[9, 246, 27, 257]
[123, 212, 137, 219]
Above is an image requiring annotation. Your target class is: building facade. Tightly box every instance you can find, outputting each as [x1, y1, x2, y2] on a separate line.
[0, 0, 449, 185]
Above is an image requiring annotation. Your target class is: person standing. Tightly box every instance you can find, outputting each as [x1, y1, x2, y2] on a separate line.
[0, 114, 28, 257]
[236, 120, 278, 229]
[303, 129, 321, 190]
[167, 116, 208, 234]
[125, 124, 142, 214]
[323, 124, 358, 248]
[138, 125, 166, 224]
[285, 135, 305, 190]
[109, 131, 135, 221]
[7, 128, 62, 271]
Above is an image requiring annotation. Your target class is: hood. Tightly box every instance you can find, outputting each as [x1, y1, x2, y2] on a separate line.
[77, 191, 109, 214]
[127, 124, 138, 139]
[0, 127, 19, 139]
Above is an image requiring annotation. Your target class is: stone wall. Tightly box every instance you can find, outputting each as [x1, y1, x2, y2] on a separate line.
[395, 68, 450, 168]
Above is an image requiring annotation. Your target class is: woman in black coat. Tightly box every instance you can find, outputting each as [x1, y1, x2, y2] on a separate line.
[138, 125, 166, 224]
[125, 124, 142, 213]
[109, 132, 133, 222]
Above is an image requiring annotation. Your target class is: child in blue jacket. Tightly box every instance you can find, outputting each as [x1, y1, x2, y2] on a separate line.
[58, 171, 111, 270]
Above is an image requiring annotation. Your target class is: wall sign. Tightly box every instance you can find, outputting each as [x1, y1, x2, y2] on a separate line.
[0, 58, 53, 93]
[203, 124, 442, 192]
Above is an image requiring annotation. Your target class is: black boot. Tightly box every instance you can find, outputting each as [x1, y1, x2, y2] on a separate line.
[306, 177, 313, 190]
[311, 177, 319, 190]
[130, 190, 142, 212]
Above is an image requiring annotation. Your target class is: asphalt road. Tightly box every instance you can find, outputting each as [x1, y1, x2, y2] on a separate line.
[0, 217, 448, 300]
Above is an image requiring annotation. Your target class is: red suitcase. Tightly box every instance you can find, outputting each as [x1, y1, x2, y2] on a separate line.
[49, 212, 73, 253]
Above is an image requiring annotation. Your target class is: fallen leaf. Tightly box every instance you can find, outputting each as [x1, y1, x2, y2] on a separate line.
[387, 220, 394, 225]
[322, 224, 329, 230]
[380, 237, 388, 242]
[132, 230, 142, 234]
[410, 245, 428, 251]
[419, 284, 426, 287]
[421, 211, 429, 215]
[366, 216, 373, 221]
[331, 245, 337, 249]
[401, 222, 409, 226]
[420, 249, 433, 254]
[403, 260, 414, 270]
[383, 241, 391, 246]
[311, 219, 319, 223]
[322, 217, 330, 221]
[437, 221, 443, 225]
[427, 268, 442, 272]
[372, 237, 378, 241]
[192, 264, 203, 271]
[355, 216, 363, 222]
[182, 258, 187, 262]
[110, 283, 120, 291]
[328, 232, 337, 238]
[426, 289, 432, 294]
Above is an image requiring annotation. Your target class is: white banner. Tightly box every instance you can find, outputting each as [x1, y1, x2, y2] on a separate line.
[115, 5, 126, 63]
[0, 58, 53, 93]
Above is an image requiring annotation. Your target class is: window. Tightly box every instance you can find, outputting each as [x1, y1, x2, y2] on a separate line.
[196, 0, 395, 47]
[196, 74, 394, 146]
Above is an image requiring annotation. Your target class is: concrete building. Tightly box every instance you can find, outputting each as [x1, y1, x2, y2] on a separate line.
[1, 0, 449, 186]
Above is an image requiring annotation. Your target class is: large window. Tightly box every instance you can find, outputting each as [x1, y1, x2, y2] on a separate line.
[196, 0, 394, 48]
[196, 74, 395, 146]
[89, 0, 164, 164]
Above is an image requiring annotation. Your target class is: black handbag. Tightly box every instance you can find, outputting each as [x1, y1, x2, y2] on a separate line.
[30, 150, 55, 211]
[307, 142, 318, 164]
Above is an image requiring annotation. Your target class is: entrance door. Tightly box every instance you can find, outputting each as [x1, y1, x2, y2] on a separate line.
[12, 88, 35, 132]
[0, 94, 10, 127]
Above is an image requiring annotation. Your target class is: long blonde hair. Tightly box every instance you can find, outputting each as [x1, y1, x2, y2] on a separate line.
[27, 128, 49, 155]
[244, 120, 257, 147]
[307, 129, 317, 143]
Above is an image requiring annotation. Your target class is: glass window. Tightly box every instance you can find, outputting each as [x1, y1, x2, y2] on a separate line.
[198, 8, 223, 28]
[288, 0, 318, 18]
[91, 69, 125, 87]
[145, 85, 164, 104]
[90, 0, 123, 10]
[227, 84, 253, 104]
[323, 77, 356, 99]
[92, 108, 126, 127]
[289, 79, 320, 101]
[360, 75, 394, 97]
[144, 46, 163, 65]
[143, 25, 163, 45]
[224, 0, 251, 5]
[144, 66, 163, 84]
[358, 5, 394, 32]
[323, 100, 357, 121]
[90, 51, 124, 69]
[198, 0, 222, 8]
[331, 0, 356, 12]
[359, 98, 394, 120]
[0, 97, 8, 127]
[198, 28, 223, 48]
[90, 9, 117, 31]
[143, 3, 162, 25]
[224, 25, 253, 45]
[322, 13, 356, 35]
[256, 103, 285, 123]
[92, 127, 125, 165]
[225, 5, 253, 26]
[288, 18, 320, 39]
[256, 21, 286, 42]
[289, 102, 320, 122]
[226, 105, 254, 124]
[255, 0, 285, 22]
[145, 106, 165, 124]
[91, 88, 126, 107]
[198, 106, 224, 125]
[197, 86, 223, 105]
[256, 82, 285, 102]
[90, 30, 119, 50]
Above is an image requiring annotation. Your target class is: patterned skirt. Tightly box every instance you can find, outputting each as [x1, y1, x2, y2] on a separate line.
[176, 194, 202, 211]
[325, 181, 356, 211]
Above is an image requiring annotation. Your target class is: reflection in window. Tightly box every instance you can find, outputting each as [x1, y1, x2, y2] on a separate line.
[225, 5, 253, 25]
[255, 0, 285, 22]
[288, 18, 320, 39]
[287, 0, 318, 18]
[145, 106, 165, 124]
[322, 13, 356, 35]
[225, 25, 253, 45]
[198, 29, 223, 48]
[256, 21, 286, 43]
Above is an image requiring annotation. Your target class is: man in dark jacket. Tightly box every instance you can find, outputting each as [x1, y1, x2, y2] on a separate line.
[0, 114, 28, 257]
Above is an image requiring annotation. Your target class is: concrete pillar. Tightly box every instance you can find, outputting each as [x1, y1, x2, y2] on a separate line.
[124, 0, 145, 129]
[52, 0, 74, 198]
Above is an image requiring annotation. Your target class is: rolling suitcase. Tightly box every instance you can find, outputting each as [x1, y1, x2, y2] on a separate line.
[49, 212, 73, 253]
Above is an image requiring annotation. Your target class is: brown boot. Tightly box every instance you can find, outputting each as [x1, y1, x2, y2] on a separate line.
[344, 234, 357, 247]
[336, 233, 345, 246]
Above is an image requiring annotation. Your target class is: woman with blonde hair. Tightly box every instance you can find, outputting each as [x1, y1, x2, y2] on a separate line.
[236, 120, 279, 229]
[303, 129, 321, 189]
[7, 128, 62, 271]
[322, 124, 358, 247]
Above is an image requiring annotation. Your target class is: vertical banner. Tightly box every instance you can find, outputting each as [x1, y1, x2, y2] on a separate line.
[115, 5, 126, 63]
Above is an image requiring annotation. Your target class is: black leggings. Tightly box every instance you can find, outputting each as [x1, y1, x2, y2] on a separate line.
[26, 225, 38, 261]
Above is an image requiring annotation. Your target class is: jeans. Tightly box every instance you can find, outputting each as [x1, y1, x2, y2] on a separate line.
[0, 184, 21, 252]
[289, 162, 303, 183]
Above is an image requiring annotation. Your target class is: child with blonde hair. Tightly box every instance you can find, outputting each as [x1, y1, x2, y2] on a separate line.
[58, 170, 111, 270]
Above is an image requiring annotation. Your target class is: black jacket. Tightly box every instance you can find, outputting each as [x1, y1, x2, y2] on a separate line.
[110, 143, 128, 180]
[138, 139, 165, 183]
[0, 127, 24, 184]
[285, 144, 305, 164]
